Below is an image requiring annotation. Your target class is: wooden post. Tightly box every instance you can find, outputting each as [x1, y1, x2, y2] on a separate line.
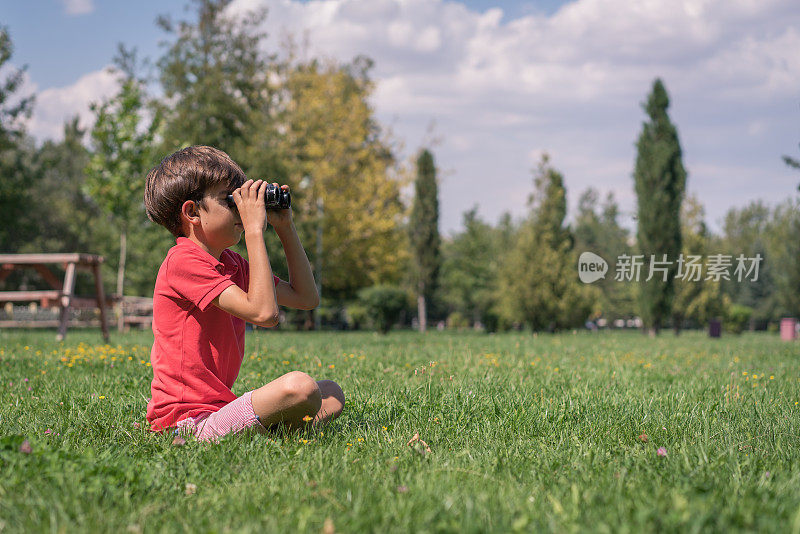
[93, 263, 110, 342]
[56, 262, 76, 341]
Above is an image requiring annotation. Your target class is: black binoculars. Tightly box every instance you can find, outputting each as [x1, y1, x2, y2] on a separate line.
[226, 183, 291, 210]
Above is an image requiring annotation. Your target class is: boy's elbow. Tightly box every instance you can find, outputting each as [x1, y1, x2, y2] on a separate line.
[255, 309, 280, 327]
[305, 293, 320, 310]
[291, 287, 319, 310]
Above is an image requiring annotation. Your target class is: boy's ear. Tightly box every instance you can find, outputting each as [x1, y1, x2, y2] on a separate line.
[181, 200, 201, 227]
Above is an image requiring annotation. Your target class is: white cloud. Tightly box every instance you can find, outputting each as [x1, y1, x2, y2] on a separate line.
[60, 0, 94, 16]
[26, 68, 119, 141]
[10, 0, 765, 233]
[226, 0, 800, 233]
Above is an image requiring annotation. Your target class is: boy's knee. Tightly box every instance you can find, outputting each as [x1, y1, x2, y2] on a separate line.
[283, 371, 321, 409]
[318, 379, 345, 406]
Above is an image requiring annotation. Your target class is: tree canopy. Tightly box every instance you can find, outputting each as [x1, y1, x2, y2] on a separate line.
[634, 78, 686, 335]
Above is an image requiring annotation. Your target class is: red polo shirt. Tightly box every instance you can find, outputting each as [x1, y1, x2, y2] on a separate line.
[146, 237, 279, 431]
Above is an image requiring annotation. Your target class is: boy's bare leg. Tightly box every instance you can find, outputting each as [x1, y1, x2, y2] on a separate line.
[250, 371, 344, 431]
[315, 379, 345, 425]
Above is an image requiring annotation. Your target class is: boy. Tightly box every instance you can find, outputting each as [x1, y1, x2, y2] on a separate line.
[143, 145, 344, 440]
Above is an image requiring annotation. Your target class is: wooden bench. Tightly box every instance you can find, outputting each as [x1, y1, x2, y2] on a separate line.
[121, 296, 154, 330]
[0, 253, 110, 341]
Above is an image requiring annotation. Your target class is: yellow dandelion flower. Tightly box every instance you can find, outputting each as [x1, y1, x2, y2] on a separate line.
[328, 364, 335, 369]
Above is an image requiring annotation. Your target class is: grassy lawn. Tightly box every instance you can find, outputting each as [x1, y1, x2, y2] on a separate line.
[1, 327, 799, 532]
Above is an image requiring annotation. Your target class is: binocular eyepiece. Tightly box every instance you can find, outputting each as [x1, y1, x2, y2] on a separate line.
[226, 183, 291, 210]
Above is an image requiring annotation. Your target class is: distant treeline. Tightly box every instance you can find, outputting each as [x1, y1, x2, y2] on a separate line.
[0, 1, 798, 333]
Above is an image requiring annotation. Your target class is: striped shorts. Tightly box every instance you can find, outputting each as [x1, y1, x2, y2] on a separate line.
[176, 390, 262, 442]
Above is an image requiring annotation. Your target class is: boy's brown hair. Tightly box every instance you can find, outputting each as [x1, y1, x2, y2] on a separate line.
[144, 145, 247, 237]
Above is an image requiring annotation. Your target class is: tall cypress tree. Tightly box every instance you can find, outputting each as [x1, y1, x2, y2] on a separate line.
[497, 154, 593, 331]
[409, 149, 441, 332]
[634, 78, 687, 336]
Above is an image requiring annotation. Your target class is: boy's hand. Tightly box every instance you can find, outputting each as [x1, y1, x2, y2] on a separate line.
[232, 179, 268, 233]
[266, 183, 294, 231]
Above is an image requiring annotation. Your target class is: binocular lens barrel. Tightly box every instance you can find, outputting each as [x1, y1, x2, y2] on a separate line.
[226, 183, 291, 210]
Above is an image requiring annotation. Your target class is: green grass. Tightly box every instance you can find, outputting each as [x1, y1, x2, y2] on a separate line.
[1, 328, 799, 533]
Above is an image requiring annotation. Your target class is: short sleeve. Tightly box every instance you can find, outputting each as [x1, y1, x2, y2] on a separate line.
[166, 253, 236, 312]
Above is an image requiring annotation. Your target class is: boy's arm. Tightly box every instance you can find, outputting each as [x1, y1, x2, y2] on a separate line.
[268, 185, 320, 310]
[214, 180, 280, 327]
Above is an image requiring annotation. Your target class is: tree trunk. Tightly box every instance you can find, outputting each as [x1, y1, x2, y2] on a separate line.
[417, 293, 427, 332]
[673, 313, 682, 336]
[116, 229, 127, 332]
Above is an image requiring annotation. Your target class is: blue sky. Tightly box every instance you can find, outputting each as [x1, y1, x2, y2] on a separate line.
[5, 0, 800, 234]
[4, 1, 185, 88]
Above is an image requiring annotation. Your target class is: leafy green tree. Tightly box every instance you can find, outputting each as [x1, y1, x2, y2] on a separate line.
[26, 119, 103, 252]
[672, 195, 726, 332]
[725, 304, 753, 334]
[573, 189, 634, 320]
[0, 26, 36, 252]
[721, 199, 800, 324]
[154, 0, 292, 295]
[155, 1, 407, 309]
[357, 285, 408, 334]
[497, 155, 594, 331]
[573, 188, 602, 251]
[721, 201, 775, 325]
[280, 58, 406, 302]
[764, 199, 800, 318]
[440, 207, 499, 328]
[156, 0, 272, 156]
[409, 149, 441, 331]
[633, 78, 687, 336]
[85, 52, 162, 300]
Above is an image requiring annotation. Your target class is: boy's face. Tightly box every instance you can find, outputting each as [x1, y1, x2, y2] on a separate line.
[195, 183, 244, 251]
